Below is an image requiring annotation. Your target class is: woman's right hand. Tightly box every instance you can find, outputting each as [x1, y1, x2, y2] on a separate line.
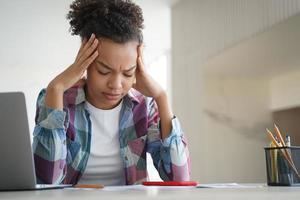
[45, 33, 99, 110]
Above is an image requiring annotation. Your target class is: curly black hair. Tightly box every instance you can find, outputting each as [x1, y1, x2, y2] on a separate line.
[67, 0, 144, 43]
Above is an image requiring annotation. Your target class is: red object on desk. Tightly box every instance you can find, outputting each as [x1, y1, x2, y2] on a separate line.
[142, 181, 198, 186]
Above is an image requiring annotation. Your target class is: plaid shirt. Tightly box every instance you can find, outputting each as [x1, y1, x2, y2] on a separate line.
[32, 86, 190, 185]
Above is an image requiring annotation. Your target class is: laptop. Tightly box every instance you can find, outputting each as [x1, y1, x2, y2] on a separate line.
[0, 92, 72, 191]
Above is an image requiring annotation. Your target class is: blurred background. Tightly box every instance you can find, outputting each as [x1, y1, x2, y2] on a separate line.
[1, 0, 300, 184]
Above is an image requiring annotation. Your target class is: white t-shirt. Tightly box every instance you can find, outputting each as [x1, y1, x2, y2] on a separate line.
[78, 100, 125, 186]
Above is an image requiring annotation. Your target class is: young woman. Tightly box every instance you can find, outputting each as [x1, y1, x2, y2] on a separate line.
[32, 0, 190, 185]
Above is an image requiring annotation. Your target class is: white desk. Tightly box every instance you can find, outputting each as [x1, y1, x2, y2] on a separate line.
[1, 184, 300, 200]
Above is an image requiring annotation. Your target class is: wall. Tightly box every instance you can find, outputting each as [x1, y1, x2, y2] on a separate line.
[270, 69, 300, 111]
[172, 0, 300, 182]
[270, 69, 300, 147]
[201, 76, 271, 182]
[0, 0, 78, 133]
[273, 107, 300, 146]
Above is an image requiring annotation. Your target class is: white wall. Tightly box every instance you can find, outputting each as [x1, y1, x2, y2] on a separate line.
[0, 0, 78, 133]
[270, 69, 300, 111]
[134, 0, 171, 63]
[201, 76, 271, 183]
[172, 0, 300, 183]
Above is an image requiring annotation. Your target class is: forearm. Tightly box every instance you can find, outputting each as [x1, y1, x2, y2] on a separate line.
[154, 91, 173, 140]
[45, 81, 64, 110]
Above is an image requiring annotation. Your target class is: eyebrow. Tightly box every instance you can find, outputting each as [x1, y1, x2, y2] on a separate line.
[96, 60, 136, 72]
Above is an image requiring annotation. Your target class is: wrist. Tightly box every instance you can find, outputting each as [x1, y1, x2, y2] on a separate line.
[47, 81, 65, 94]
[154, 90, 167, 102]
[45, 82, 64, 110]
[153, 91, 174, 140]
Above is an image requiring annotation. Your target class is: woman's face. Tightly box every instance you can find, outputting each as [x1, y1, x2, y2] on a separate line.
[86, 38, 138, 110]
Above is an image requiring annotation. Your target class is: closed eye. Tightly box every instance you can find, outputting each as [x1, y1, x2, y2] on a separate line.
[97, 70, 110, 75]
[123, 73, 134, 77]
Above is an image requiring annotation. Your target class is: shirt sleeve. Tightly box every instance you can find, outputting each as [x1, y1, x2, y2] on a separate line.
[32, 89, 69, 184]
[146, 98, 191, 181]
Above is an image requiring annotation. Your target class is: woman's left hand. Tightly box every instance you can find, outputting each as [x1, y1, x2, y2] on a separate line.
[133, 44, 165, 99]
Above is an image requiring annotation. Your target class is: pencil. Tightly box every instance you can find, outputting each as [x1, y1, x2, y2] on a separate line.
[266, 128, 300, 178]
[274, 124, 286, 147]
[270, 142, 278, 182]
[273, 124, 298, 168]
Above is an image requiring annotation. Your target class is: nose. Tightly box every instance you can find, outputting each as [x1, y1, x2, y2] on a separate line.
[108, 74, 123, 90]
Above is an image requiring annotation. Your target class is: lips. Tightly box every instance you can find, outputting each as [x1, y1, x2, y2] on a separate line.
[102, 92, 122, 101]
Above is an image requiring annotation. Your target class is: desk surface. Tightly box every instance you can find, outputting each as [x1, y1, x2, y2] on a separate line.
[1, 184, 300, 200]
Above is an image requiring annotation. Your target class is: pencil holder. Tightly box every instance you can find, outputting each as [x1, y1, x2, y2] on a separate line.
[264, 146, 300, 186]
